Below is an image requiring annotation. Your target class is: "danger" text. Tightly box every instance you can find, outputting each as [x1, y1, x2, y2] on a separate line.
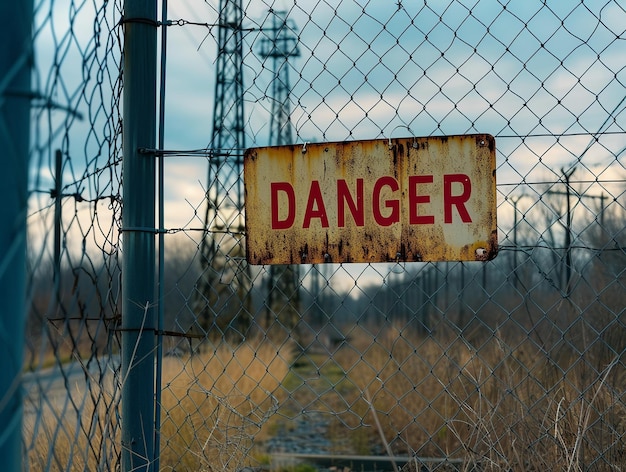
[270, 174, 472, 230]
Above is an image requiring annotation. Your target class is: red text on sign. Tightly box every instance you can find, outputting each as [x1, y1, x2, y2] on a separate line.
[270, 174, 472, 230]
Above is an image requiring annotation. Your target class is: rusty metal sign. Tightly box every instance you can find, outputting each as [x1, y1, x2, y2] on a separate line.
[244, 134, 497, 264]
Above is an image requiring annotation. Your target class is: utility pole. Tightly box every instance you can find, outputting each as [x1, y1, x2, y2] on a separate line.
[0, 2, 33, 470]
[555, 167, 606, 294]
[511, 195, 520, 292]
[258, 10, 301, 332]
[518, 166, 606, 295]
[562, 167, 576, 293]
[198, 0, 251, 340]
[53, 149, 62, 306]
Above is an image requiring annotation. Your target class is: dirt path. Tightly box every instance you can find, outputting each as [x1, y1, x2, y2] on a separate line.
[262, 350, 360, 460]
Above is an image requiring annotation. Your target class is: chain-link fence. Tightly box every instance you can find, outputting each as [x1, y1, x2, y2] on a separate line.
[21, 0, 123, 469]
[13, 0, 626, 470]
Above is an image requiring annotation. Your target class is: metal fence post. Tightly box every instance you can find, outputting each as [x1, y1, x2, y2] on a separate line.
[0, 1, 32, 470]
[121, 0, 157, 470]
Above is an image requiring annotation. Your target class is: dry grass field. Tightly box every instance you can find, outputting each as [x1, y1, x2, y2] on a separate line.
[25, 337, 294, 471]
[156, 338, 294, 470]
[334, 324, 626, 471]
[24, 326, 626, 471]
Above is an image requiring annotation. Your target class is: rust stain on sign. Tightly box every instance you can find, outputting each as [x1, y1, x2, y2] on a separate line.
[244, 134, 497, 265]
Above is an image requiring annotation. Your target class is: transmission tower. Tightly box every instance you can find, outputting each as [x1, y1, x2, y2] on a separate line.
[198, 0, 250, 340]
[258, 11, 301, 331]
[259, 10, 299, 145]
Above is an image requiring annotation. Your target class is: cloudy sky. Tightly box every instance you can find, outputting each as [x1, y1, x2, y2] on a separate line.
[158, 0, 624, 232]
[28, 0, 625, 262]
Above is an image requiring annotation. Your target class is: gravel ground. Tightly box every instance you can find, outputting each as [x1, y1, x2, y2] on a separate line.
[264, 410, 335, 456]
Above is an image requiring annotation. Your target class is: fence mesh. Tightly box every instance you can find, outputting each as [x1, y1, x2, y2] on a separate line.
[21, 0, 626, 471]
[24, 0, 123, 469]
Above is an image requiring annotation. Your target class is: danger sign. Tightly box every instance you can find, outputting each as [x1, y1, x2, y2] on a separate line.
[244, 134, 497, 264]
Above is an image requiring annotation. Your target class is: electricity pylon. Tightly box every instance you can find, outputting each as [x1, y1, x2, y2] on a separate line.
[258, 11, 301, 332]
[259, 10, 299, 145]
[197, 0, 251, 341]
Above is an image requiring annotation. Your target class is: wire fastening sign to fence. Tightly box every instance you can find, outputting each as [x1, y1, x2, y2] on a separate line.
[244, 134, 497, 264]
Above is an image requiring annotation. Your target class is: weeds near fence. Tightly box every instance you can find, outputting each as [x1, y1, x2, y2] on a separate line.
[24, 337, 293, 471]
[24, 365, 120, 470]
[159, 338, 294, 471]
[333, 324, 626, 470]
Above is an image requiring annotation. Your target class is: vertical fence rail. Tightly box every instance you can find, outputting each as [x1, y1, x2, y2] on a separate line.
[154, 0, 169, 470]
[0, 1, 32, 470]
[121, 0, 157, 470]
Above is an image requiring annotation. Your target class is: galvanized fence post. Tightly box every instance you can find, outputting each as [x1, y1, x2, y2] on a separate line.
[121, 0, 157, 470]
[0, 1, 32, 470]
